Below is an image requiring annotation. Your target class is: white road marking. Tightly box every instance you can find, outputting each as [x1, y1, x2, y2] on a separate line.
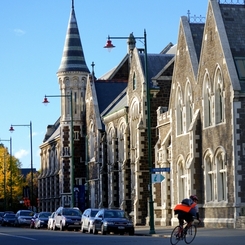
[0, 233, 37, 240]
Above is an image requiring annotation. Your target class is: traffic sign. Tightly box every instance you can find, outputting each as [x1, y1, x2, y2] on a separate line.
[151, 167, 170, 173]
[151, 174, 165, 183]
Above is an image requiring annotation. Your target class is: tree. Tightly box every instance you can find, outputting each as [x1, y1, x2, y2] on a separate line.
[0, 144, 26, 211]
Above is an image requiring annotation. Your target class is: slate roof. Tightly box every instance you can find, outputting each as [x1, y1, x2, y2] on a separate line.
[94, 80, 128, 115]
[219, 3, 245, 90]
[139, 53, 175, 87]
[189, 23, 205, 62]
[219, 4, 245, 58]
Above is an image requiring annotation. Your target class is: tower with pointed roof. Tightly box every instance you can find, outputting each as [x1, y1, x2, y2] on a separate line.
[39, 1, 90, 211]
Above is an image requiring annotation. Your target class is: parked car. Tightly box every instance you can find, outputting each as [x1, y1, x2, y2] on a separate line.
[47, 212, 56, 230]
[0, 212, 4, 225]
[54, 207, 81, 231]
[1, 213, 16, 226]
[15, 210, 35, 227]
[81, 208, 99, 233]
[34, 212, 52, 229]
[30, 213, 39, 229]
[92, 209, 134, 235]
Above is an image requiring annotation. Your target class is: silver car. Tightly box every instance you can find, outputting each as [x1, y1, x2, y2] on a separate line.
[81, 208, 99, 233]
[54, 207, 81, 231]
[15, 210, 35, 227]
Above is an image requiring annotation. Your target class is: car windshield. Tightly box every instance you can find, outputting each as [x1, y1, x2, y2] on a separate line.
[40, 212, 51, 218]
[63, 209, 81, 216]
[5, 214, 15, 218]
[91, 210, 98, 217]
[104, 210, 126, 218]
[20, 211, 34, 216]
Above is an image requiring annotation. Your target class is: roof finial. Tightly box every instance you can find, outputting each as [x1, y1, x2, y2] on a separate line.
[72, 0, 74, 9]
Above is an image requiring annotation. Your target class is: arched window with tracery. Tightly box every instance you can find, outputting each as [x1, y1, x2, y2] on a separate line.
[204, 152, 215, 202]
[185, 81, 193, 132]
[215, 149, 227, 201]
[130, 99, 140, 163]
[177, 158, 187, 202]
[89, 122, 95, 160]
[118, 122, 125, 163]
[214, 67, 224, 124]
[176, 85, 184, 135]
[203, 72, 213, 128]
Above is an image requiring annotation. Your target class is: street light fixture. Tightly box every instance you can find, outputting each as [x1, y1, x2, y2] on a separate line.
[9, 121, 34, 211]
[43, 93, 75, 207]
[0, 137, 13, 208]
[104, 29, 155, 234]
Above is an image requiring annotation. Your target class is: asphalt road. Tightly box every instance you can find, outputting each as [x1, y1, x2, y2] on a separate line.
[0, 226, 245, 245]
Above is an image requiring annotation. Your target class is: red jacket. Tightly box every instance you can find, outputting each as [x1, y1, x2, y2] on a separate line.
[174, 202, 197, 215]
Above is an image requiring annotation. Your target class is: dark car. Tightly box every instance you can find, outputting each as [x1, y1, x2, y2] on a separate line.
[54, 207, 81, 231]
[34, 212, 52, 229]
[15, 210, 35, 227]
[0, 212, 4, 225]
[81, 208, 99, 233]
[1, 213, 16, 226]
[92, 209, 134, 235]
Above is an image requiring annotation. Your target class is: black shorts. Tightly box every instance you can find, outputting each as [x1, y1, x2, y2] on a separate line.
[177, 211, 194, 223]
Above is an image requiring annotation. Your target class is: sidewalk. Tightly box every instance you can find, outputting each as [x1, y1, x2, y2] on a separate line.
[135, 225, 173, 237]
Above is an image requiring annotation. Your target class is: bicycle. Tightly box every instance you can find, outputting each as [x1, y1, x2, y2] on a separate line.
[170, 221, 197, 245]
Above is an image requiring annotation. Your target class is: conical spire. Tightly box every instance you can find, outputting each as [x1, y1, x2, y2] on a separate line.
[57, 2, 89, 73]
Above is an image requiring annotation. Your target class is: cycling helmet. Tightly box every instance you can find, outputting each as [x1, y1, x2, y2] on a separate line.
[190, 195, 198, 201]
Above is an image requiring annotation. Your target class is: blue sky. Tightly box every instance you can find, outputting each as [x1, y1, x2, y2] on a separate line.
[0, 0, 208, 170]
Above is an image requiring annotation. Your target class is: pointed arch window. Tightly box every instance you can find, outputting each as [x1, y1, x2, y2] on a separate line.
[203, 73, 213, 128]
[177, 160, 187, 202]
[133, 72, 137, 90]
[205, 154, 215, 202]
[216, 150, 227, 201]
[214, 68, 224, 124]
[185, 82, 193, 132]
[176, 86, 184, 135]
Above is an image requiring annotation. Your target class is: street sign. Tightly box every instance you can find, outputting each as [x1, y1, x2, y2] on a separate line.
[151, 167, 170, 173]
[152, 174, 165, 183]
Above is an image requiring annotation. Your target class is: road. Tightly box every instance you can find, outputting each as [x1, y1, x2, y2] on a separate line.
[1, 226, 245, 245]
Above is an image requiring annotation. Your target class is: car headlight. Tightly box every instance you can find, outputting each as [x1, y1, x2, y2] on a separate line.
[104, 221, 114, 226]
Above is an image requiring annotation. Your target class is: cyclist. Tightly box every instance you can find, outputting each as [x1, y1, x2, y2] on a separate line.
[174, 195, 200, 232]
[189, 195, 200, 224]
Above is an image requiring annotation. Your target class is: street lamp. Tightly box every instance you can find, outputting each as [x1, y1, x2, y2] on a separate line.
[0, 137, 12, 208]
[9, 121, 34, 211]
[43, 93, 74, 207]
[104, 29, 155, 234]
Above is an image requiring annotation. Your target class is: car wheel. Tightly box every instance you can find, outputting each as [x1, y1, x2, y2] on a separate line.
[88, 224, 92, 234]
[81, 223, 85, 233]
[101, 224, 107, 235]
[60, 222, 64, 231]
[93, 224, 98, 234]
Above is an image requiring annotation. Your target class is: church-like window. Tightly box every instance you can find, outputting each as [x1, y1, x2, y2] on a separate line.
[205, 153, 215, 202]
[133, 73, 136, 90]
[216, 150, 227, 201]
[177, 159, 187, 202]
[203, 73, 213, 128]
[214, 68, 224, 124]
[176, 85, 184, 135]
[185, 82, 193, 132]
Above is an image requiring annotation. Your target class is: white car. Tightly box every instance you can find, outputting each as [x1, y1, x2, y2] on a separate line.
[47, 212, 56, 230]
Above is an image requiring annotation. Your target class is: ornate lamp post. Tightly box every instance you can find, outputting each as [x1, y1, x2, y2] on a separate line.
[9, 122, 34, 211]
[43, 93, 74, 207]
[104, 30, 155, 234]
[0, 137, 12, 208]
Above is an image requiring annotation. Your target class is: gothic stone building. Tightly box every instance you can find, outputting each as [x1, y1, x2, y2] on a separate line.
[155, 0, 245, 228]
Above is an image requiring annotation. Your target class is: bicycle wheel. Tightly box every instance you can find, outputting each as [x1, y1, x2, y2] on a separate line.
[184, 224, 197, 244]
[170, 226, 181, 245]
